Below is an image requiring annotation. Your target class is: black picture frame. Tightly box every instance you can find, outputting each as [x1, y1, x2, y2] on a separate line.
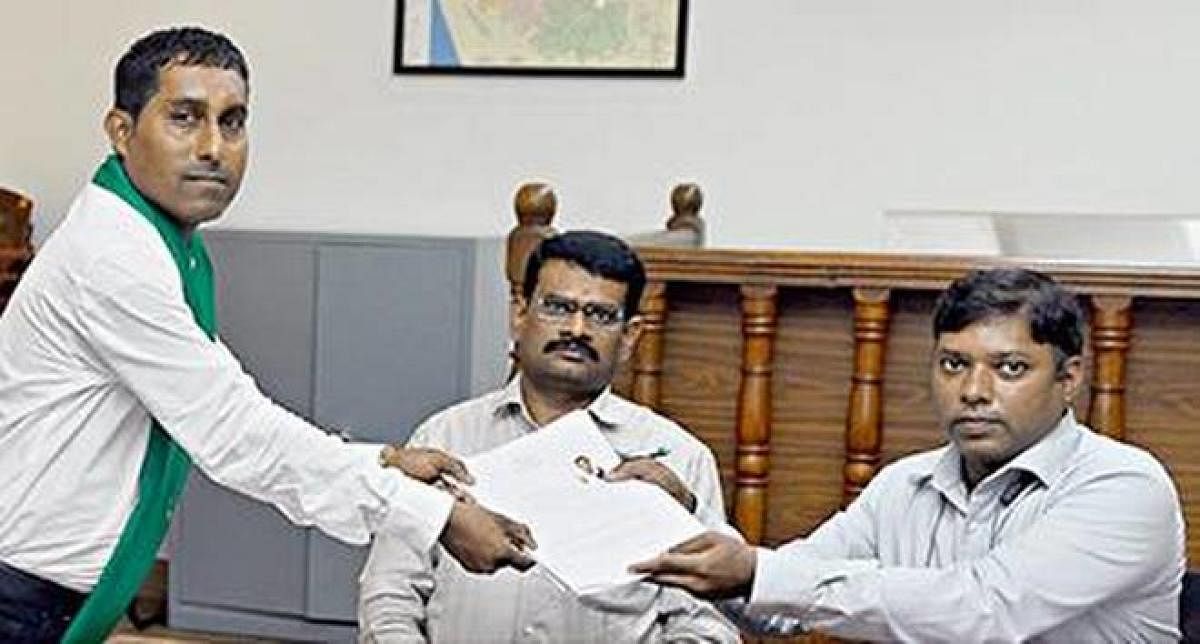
[393, 0, 688, 77]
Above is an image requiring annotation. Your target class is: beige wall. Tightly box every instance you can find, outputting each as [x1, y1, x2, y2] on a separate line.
[2, 0, 1199, 249]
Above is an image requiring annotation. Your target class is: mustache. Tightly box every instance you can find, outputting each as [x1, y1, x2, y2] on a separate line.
[543, 337, 599, 362]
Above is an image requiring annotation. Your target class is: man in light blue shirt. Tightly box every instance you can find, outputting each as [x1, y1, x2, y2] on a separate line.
[635, 267, 1184, 642]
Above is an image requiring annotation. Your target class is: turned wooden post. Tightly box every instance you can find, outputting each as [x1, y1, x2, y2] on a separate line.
[1087, 295, 1133, 440]
[505, 182, 558, 306]
[666, 183, 705, 246]
[631, 281, 668, 409]
[734, 284, 778, 544]
[0, 187, 33, 248]
[843, 288, 891, 507]
[0, 188, 33, 316]
[626, 182, 706, 248]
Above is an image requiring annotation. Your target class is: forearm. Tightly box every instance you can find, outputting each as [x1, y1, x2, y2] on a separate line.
[749, 544, 1165, 642]
[87, 278, 453, 548]
[178, 388, 452, 548]
[749, 548, 1027, 642]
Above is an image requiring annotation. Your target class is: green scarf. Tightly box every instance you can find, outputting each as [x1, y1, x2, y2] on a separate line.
[62, 155, 215, 642]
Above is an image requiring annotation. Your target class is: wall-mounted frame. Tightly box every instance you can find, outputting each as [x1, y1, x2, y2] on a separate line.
[394, 0, 688, 77]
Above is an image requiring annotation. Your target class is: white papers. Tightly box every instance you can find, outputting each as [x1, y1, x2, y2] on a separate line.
[463, 410, 706, 595]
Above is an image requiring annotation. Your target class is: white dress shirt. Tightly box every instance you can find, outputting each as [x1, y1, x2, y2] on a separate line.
[0, 183, 452, 592]
[744, 411, 1183, 642]
[358, 377, 740, 643]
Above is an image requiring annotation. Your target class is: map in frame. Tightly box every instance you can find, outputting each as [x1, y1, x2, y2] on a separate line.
[395, 0, 688, 76]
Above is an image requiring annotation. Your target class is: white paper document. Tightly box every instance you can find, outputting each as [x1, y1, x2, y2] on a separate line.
[463, 410, 706, 595]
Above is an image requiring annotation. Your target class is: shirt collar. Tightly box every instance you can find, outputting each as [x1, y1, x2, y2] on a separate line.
[491, 375, 634, 430]
[913, 409, 1083, 498]
[997, 408, 1082, 487]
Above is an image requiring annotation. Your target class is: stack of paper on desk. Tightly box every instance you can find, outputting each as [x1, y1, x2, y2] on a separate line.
[463, 409, 706, 595]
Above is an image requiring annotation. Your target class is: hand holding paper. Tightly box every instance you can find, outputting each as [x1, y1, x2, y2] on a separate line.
[605, 456, 697, 513]
[462, 410, 706, 595]
[628, 531, 757, 600]
[439, 499, 537, 574]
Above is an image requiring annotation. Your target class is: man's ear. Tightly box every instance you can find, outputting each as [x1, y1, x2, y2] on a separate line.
[103, 108, 135, 157]
[1059, 354, 1084, 404]
[617, 315, 645, 364]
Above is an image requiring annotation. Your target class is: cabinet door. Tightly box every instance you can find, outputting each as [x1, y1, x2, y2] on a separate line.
[305, 240, 475, 620]
[172, 235, 315, 620]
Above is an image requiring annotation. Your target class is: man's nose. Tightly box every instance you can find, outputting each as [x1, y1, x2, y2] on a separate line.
[564, 309, 588, 336]
[960, 365, 994, 405]
[195, 119, 222, 161]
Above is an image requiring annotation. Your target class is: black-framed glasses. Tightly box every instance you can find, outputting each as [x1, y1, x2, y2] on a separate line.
[533, 293, 624, 329]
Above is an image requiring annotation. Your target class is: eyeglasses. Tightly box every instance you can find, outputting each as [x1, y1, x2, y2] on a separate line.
[533, 293, 625, 329]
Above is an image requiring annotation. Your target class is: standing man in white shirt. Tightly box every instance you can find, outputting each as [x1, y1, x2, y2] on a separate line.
[634, 267, 1184, 642]
[0, 27, 531, 643]
[358, 231, 740, 643]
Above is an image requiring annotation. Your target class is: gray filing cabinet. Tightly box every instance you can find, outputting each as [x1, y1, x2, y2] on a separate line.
[169, 231, 487, 641]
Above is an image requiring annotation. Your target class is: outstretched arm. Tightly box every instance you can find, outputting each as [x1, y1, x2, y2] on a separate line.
[636, 464, 1182, 641]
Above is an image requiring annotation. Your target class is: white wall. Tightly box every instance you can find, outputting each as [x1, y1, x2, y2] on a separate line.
[3, 1, 1200, 249]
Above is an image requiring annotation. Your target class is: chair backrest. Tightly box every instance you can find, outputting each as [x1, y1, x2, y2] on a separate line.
[504, 181, 706, 308]
[623, 183, 705, 248]
[505, 183, 560, 309]
[0, 187, 32, 248]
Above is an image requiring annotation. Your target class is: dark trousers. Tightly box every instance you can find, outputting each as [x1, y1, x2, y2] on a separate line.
[0, 559, 87, 643]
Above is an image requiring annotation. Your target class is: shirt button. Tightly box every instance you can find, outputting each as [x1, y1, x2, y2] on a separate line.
[189, 257, 197, 269]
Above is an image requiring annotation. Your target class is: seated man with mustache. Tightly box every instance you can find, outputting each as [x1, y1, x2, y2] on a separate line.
[359, 231, 739, 643]
[634, 267, 1184, 642]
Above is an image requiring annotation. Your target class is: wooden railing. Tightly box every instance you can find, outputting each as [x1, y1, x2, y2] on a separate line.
[499, 198, 1198, 642]
[607, 248, 1200, 562]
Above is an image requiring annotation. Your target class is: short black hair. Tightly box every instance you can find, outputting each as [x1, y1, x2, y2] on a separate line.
[115, 27, 249, 120]
[933, 267, 1084, 372]
[523, 231, 646, 320]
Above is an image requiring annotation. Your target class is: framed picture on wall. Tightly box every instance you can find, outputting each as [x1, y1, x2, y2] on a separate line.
[394, 0, 688, 77]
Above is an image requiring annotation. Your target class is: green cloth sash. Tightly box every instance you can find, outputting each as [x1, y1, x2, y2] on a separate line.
[61, 155, 215, 642]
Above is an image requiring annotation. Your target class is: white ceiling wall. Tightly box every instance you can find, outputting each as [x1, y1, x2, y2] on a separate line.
[3, 0, 1199, 249]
